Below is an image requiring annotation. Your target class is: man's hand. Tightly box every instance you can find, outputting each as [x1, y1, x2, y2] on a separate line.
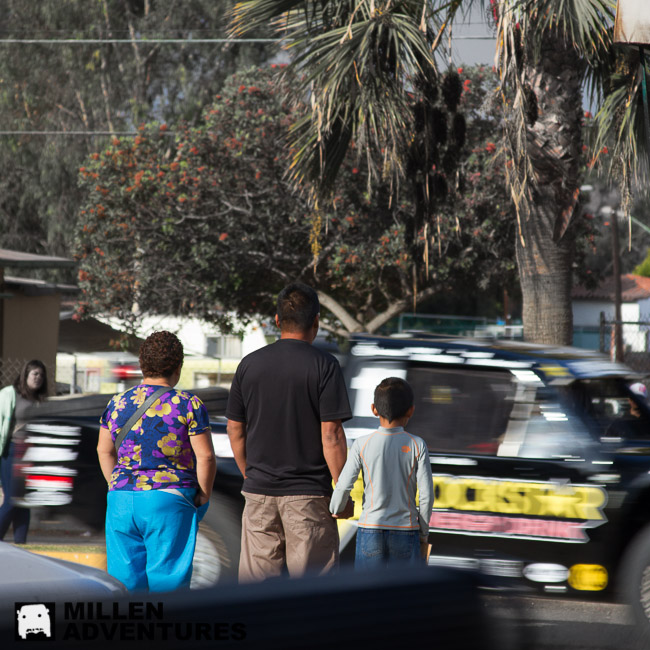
[420, 541, 430, 560]
[332, 498, 355, 519]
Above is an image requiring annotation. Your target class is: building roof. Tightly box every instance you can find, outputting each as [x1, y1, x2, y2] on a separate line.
[4, 275, 78, 297]
[58, 312, 143, 355]
[572, 274, 650, 302]
[0, 248, 75, 269]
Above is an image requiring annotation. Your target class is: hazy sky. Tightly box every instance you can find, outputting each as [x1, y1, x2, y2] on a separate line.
[444, 6, 497, 68]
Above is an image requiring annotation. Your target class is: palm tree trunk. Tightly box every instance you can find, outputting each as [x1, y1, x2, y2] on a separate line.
[517, 209, 574, 344]
[517, 35, 584, 345]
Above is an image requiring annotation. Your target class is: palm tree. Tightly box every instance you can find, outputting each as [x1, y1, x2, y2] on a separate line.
[230, 0, 647, 345]
[492, 0, 617, 343]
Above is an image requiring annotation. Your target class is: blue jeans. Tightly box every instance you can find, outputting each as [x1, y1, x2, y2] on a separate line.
[355, 528, 422, 570]
[0, 442, 30, 543]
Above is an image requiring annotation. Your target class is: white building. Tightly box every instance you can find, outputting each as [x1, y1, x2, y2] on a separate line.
[56, 314, 269, 394]
[572, 274, 650, 353]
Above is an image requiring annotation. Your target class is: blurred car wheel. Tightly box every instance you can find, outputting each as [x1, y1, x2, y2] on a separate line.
[190, 494, 242, 588]
[619, 523, 650, 638]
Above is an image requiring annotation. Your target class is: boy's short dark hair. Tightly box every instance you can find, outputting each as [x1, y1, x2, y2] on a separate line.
[373, 377, 414, 422]
[277, 282, 320, 332]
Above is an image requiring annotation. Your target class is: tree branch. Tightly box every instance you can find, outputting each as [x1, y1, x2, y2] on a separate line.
[317, 290, 364, 334]
[318, 319, 352, 339]
[364, 285, 437, 333]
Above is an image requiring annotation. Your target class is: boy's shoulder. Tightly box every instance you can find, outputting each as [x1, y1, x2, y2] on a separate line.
[403, 429, 429, 449]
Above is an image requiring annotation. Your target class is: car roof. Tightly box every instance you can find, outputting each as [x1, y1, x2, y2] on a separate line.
[348, 333, 637, 382]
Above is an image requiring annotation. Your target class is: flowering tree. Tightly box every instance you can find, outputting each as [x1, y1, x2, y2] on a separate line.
[75, 66, 516, 337]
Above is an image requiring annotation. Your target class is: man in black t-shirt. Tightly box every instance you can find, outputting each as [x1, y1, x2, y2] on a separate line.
[226, 283, 353, 582]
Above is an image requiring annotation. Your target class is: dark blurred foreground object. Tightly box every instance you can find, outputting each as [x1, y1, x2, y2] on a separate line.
[0, 541, 123, 611]
[0, 565, 510, 649]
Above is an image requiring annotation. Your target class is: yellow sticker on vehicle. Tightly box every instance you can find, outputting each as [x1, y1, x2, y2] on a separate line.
[430, 475, 608, 543]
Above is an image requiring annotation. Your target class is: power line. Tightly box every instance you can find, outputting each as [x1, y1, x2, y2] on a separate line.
[0, 38, 281, 44]
[0, 35, 495, 45]
[0, 131, 174, 136]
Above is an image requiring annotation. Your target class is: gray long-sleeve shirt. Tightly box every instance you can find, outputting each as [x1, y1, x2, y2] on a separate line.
[330, 426, 433, 540]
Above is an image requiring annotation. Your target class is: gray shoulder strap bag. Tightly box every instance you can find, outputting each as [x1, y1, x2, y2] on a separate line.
[113, 385, 170, 451]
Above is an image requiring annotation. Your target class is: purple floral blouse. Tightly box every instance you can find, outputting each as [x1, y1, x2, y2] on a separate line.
[99, 384, 211, 491]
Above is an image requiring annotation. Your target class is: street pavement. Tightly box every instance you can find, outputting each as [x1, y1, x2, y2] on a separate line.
[14, 510, 106, 569]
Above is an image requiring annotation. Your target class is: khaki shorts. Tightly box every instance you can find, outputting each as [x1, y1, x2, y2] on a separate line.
[238, 491, 339, 583]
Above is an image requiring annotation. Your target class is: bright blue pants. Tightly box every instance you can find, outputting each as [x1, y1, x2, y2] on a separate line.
[105, 488, 207, 592]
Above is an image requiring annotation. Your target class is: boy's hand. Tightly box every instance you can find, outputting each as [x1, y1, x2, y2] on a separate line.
[332, 498, 355, 519]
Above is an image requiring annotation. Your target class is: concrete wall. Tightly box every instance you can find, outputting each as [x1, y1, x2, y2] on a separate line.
[2, 292, 61, 392]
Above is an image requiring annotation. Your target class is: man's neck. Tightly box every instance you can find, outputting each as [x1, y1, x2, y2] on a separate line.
[280, 330, 314, 343]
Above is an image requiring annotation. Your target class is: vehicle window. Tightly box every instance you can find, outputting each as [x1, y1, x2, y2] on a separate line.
[346, 359, 600, 460]
[347, 360, 408, 428]
[406, 365, 516, 454]
[568, 378, 650, 440]
[504, 383, 596, 460]
[406, 365, 595, 459]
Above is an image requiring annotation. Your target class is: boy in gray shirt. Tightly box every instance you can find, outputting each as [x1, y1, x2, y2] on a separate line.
[330, 377, 433, 568]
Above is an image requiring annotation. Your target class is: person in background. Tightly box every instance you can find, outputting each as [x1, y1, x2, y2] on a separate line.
[628, 382, 648, 418]
[0, 360, 48, 543]
[97, 331, 216, 592]
[226, 282, 353, 582]
[330, 377, 433, 569]
[605, 381, 649, 440]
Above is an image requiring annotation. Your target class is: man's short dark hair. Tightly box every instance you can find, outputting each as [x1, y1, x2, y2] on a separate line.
[374, 377, 414, 422]
[277, 283, 320, 332]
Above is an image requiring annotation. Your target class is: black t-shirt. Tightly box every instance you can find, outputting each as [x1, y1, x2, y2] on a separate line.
[226, 339, 352, 496]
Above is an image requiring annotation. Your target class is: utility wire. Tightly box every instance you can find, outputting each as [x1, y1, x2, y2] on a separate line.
[0, 131, 174, 136]
[0, 38, 280, 44]
[0, 35, 495, 44]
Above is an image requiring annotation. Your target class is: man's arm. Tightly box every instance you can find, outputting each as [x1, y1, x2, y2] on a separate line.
[329, 439, 360, 517]
[190, 430, 217, 505]
[97, 426, 117, 485]
[321, 419, 347, 483]
[226, 419, 247, 478]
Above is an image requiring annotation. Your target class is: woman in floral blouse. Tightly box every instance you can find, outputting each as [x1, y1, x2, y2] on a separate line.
[97, 331, 217, 592]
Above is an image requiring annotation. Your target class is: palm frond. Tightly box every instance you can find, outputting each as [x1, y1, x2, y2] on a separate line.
[592, 58, 650, 197]
[230, 1, 467, 197]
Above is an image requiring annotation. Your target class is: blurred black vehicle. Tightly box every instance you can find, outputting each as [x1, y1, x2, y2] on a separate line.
[341, 334, 650, 633]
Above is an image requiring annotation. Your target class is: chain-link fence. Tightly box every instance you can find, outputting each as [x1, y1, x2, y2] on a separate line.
[599, 317, 650, 375]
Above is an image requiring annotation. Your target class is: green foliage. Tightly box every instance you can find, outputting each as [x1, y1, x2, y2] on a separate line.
[75, 65, 516, 335]
[231, 1, 457, 199]
[0, 0, 273, 267]
[634, 249, 650, 278]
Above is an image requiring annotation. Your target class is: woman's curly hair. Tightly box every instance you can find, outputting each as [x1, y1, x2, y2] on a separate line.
[139, 331, 184, 378]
